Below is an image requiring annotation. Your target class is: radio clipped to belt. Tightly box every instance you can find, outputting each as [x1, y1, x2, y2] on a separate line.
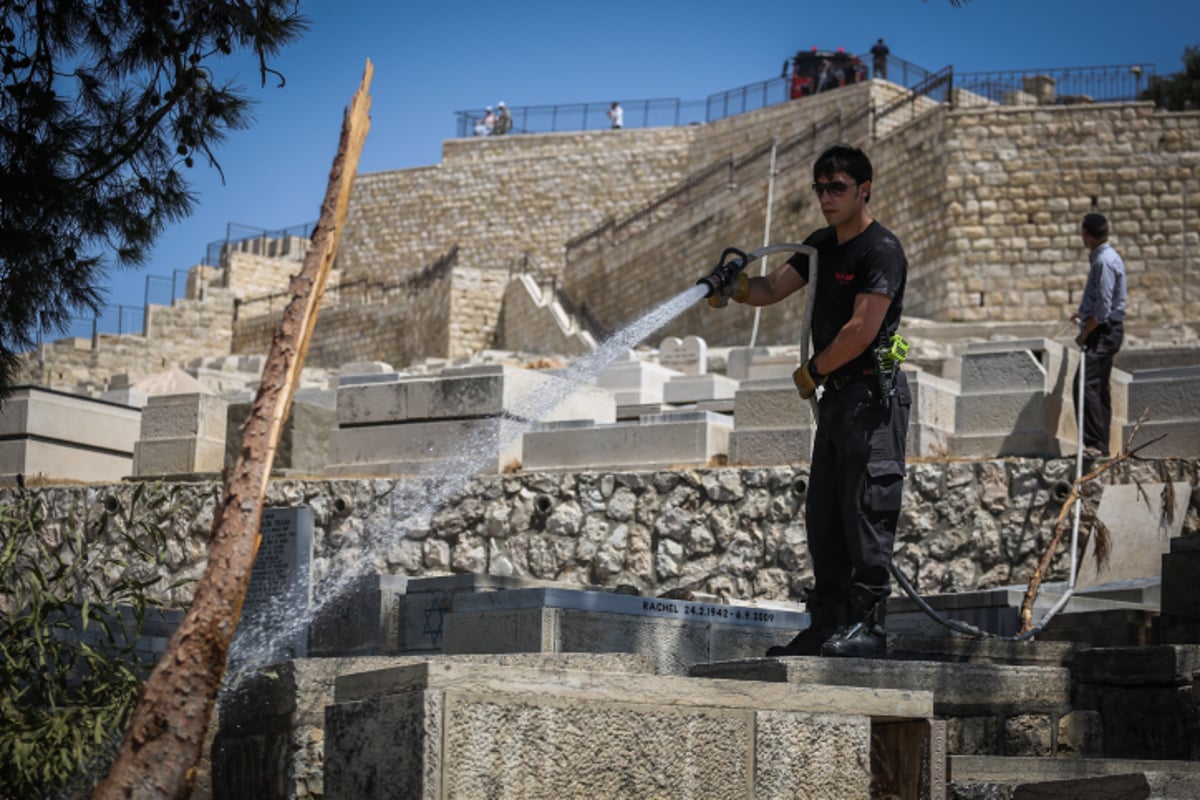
[872, 333, 910, 407]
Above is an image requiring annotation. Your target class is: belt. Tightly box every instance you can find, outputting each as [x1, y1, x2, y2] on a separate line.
[826, 368, 875, 391]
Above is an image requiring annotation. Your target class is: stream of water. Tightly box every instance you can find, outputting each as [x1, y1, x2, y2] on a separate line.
[225, 283, 711, 678]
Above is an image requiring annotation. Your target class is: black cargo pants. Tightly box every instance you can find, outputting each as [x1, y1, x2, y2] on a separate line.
[804, 371, 911, 600]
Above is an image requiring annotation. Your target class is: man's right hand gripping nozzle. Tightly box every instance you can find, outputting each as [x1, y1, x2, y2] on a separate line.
[706, 270, 750, 309]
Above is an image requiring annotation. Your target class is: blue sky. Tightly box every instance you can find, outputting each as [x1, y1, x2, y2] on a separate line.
[97, 0, 1197, 319]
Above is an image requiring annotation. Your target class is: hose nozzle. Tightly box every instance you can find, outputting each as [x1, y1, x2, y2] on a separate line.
[698, 247, 749, 306]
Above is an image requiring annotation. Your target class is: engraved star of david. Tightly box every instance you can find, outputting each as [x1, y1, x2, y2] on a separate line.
[422, 597, 446, 647]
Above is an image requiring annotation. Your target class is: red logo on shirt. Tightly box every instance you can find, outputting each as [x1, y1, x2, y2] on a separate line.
[834, 271, 854, 285]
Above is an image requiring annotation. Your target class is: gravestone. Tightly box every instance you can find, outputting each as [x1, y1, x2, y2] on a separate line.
[230, 506, 314, 667]
[1075, 482, 1191, 591]
[659, 335, 707, 376]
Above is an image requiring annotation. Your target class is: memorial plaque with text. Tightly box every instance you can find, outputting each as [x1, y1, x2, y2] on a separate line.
[231, 507, 314, 667]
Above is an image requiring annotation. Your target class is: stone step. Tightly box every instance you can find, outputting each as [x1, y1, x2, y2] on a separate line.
[949, 755, 1200, 800]
[693, 656, 1071, 718]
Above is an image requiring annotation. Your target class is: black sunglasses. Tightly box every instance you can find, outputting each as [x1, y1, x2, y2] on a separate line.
[811, 181, 857, 197]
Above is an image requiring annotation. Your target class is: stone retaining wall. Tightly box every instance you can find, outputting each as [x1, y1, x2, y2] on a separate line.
[6, 457, 1196, 610]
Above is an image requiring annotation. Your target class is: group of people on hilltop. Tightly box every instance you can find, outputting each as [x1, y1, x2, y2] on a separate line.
[473, 101, 512, 136]
[474, 100, 624, 135]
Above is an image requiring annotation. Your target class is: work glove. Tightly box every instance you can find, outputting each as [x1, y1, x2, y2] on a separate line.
[707, 271, 750, 308]
[792, 358, 824, 399]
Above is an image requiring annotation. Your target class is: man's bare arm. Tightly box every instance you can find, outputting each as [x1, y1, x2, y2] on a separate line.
[741, 260, 807, 306]
[811, 292, 892, 375]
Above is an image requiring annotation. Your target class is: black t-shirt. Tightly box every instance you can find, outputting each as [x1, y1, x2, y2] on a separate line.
[785, 220, 906, 374]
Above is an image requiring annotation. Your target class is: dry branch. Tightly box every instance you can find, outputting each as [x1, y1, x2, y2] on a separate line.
[1017, 412, 1165, 635]
[91, 60, 373, 799]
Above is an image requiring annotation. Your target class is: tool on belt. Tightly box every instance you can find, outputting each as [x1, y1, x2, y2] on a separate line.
[872, 333, 909, 406]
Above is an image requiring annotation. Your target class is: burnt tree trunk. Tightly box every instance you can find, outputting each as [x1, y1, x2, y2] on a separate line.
[92, 61, 373, 799]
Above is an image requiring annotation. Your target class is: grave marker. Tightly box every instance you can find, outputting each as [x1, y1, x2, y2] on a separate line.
[231, 507, 315, 666]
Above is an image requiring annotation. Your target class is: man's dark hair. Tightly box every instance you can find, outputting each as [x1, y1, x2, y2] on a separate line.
[814, 144, 873, 201]
[1082, 212, 1110, 239]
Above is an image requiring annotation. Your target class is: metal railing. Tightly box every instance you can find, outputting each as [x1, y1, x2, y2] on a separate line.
[953, 63, 1154, 108]
[873, 65, 955, 135]
[52, 306, 146, 348]
[203, 221, 316, 269]
[454, 98, 706, 138]
[704, 76, 793, 123]
[871, 53, 936, 90]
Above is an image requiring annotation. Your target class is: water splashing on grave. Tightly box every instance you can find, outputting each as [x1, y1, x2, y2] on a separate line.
[225, 284, 711, 681]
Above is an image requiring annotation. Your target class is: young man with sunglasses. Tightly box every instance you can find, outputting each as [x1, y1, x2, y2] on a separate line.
[710, 144, 910, 658]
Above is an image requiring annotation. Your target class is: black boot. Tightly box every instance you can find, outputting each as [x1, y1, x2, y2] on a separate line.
[821, 586, 887, 659]
[766, 595, 848, 657]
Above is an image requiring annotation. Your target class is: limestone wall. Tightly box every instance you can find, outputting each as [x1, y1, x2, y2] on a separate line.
[897, 103, 1200, 323]
[231, 251, 457, 368]
[552, 98, 1199, 353]
[500, 275, 593, 356]
[19, 290, 236, 392]
[211, 250, 309, 301]
[335, 128, 694, 281]
[446, 266, 511, 359]
[8, 458, 1196, 609]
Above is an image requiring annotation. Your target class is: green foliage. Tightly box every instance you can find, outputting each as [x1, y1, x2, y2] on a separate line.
[1143, 44, 1200, 111]
[0, 482, 191, 798]
[0, 1, 309, 396]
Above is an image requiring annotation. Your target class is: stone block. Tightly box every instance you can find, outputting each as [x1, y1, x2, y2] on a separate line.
[226, 399, 335, 474]
[662, 372, 738, 404]
[396, 574, 576, 653]
[1075, 481, 1191, 591]
[959, 346, 1047, 395]
[308, 574, 410, 656]
[138, 392, 227, 440]
[325, 661, 931, 799]
[950, 379, 1058, 456]
[338, 365, 615, 426]
[329, 417, 523, 475]
[1112, 419, 1200, 459]
[521, 411, 731, 471]
[99, 387, 149, 408]
[0, 386, 141, 482]
[213, 654, 654, 800]
[954, 391, 1046, 435]
[440, 586, 810, 675]
[729, 428, 812, 465]
[1111, 366, 1200, 457]
[887, 585, 1155, 642]
[1162, 547, 1200, 620]
[726, 346, 770, 380]
[746, 352, 800, 380]
[732, 377, 809, 428]
[132, 436, 226, 477]
[594, 355, 682, 405]
[1112, 365, 1200, 423]
[907, 368, 958, 457]
[692, 658, 1071, 717]
[0, 386, 141, 454]
[950, 755, 1200, 799]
